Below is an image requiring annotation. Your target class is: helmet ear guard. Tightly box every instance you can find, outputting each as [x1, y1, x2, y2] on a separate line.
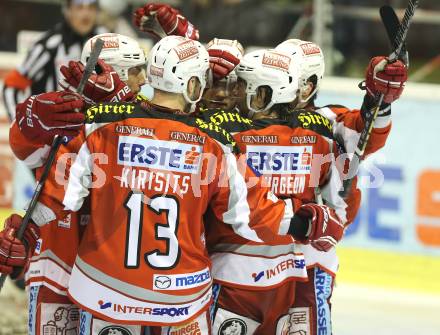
[275, 39, 325, 104]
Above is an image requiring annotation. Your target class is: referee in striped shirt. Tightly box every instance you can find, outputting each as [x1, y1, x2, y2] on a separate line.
[2, 0, 106, 120]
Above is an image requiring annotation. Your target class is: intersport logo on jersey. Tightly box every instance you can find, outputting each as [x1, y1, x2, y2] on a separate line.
[97, 300, 190, 317]
[246, 145, 312, 174]
[118, 136, 202, 174]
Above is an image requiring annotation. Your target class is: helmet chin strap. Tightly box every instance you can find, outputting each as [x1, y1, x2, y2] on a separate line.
[245, 93, 274, 118]
[183, 78, 206, 114]
[298, 81, 318, 104]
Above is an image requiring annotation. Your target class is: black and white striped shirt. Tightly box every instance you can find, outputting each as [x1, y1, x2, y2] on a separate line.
[2, 19, 106, 120]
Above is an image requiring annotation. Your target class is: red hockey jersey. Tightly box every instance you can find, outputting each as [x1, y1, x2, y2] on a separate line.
[29, 102, 293, 325]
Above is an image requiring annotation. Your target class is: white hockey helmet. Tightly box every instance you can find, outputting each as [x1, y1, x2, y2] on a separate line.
[147, 35, 209, 107]
[81, 33, 146, 82]
[235, 49, 300, 115]
[275, 39, 325, 103]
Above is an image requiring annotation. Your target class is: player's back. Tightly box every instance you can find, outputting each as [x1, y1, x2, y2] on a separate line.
[200, 109, 336, 289]
[43, 102, 244, 325]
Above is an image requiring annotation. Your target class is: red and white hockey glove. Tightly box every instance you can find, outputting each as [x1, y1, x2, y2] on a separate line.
[365, 56, 408, 104]
[59, 59, 134, 105]
[15, 91, 85, 144]
[134, 3, 199, 40]
[0, 214, 40, 278]
[289, 203, 344, 252]
[207, 38, 244, 81]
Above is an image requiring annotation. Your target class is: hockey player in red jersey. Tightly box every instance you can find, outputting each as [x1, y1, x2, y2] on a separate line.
[3, 33, 147, 335]
[274, 39, 407, 335]
[194, 40, 349, 334]
[197, 35, 405, 333]
[0, 35, 335, 334]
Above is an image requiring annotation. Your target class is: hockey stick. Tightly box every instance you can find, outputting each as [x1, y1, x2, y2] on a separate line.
[0, 38, 104, 292]
[339, 0, 419, 198]
[380, 5, 409, 66]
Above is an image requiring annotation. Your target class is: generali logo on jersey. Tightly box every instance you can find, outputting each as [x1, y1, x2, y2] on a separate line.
[262, 51, 291, 71]
[174, 40, 199, 61]
[300, 42, 321, 56]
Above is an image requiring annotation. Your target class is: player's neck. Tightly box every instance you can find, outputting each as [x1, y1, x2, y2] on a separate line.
[151, 90, 186, 113]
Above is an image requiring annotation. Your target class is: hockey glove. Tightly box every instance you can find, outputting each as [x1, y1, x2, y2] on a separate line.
[207, 38, 244, 81]
[15, 91, 85, 144]
[59, 59, 134, 105]
[134, 3, 199, 40]
[365, 56, 407, 104]
[288, 203, 344, 252]
[0, 214, 40, 278]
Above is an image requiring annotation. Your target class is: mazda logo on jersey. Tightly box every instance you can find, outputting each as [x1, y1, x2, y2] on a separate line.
[98, 326, 132, 335]
[153, 268, 211, 291]
[154, 276, 172, 289]
[219, 318, 247, 335]
[118, 136, 202, 174]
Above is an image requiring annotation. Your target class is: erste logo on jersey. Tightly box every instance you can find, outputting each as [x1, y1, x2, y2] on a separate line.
[246, 145, 312, 174]
[153, 267, 211, 291]
[118, 136, 202, 174]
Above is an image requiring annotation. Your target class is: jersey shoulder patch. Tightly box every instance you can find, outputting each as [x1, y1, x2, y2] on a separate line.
[290, 110, 334, 139]
[199, 108, 253, 134]
[84, 102, 142, 123]
[194, 118, 238, 153]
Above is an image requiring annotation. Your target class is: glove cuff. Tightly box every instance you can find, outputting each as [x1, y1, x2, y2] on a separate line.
[361, 94, 391, 121]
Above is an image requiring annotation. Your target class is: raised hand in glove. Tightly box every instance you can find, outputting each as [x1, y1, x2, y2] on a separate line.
[365, 56, 408, 104]
[134, 3, 199, 40]
[15, 91, 85, 144]
[0, 214, 40, 278]
[207, 38, 244, 81]
[59, 59, 134, 105]
[288, 203, 344, 252]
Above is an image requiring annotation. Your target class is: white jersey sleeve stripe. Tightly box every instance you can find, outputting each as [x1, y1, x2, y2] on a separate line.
[320, 163, 348, 225]
[63, 142, 92, 211]
[218, 143, 262, 243]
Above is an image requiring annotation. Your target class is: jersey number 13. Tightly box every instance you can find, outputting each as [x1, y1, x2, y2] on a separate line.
[124, 193, 180, 269]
